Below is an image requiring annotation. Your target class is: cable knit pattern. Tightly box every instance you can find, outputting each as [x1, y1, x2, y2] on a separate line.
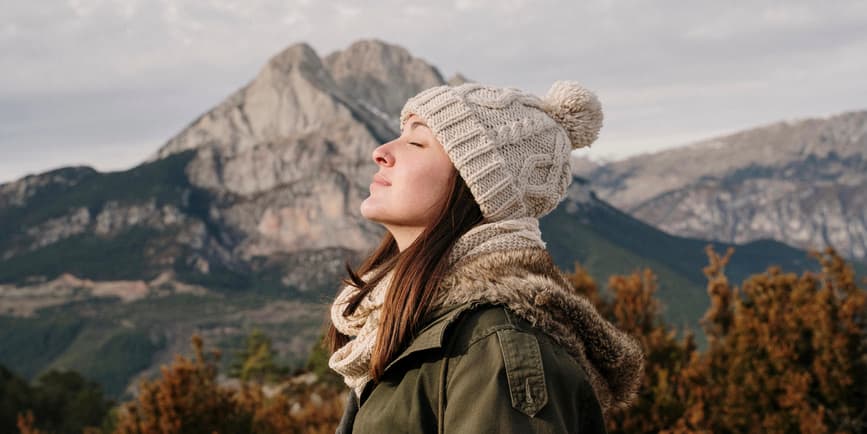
[329, 218, 546, 397]
[399, 80, 603, 222]
[328, 269, 392, 394]
[464, 86, 547, 110]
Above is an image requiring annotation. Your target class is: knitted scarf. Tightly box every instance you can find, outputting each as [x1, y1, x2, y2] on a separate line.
[328, 217, 545, 397]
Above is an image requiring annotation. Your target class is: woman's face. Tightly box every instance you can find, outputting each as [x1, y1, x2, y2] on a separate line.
[360, 114, 456, 247]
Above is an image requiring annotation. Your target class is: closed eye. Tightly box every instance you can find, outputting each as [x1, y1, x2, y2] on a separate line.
[409, 142, 424, 147]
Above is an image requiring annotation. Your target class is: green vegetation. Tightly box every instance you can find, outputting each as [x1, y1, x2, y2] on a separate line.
[0, 151, 196, 239]
[0, 291, 325, 403]
[228, 328, 289, 383]
[542, 206, 713, 337]
[0, 364, 112, 434]
[540, 202, 831, 346]
[51, 329, 165, 398]
[0, 226, 168, 284]
[305, 333, 342, 385]
[0, 315, 85, 379]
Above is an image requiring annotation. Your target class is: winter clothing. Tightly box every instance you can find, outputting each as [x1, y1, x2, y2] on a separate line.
[335, 248, 642, 433]
[399, 81, 603, 222]
[330, 80, 608, 396]
[329, 80, 642, 433]
[330, 217, 546, 397]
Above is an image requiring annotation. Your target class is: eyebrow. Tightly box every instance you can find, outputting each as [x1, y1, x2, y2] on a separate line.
[408, 120, 428, 131]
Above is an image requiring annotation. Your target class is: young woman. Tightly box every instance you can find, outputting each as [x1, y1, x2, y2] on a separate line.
[327, 81, 644, 433]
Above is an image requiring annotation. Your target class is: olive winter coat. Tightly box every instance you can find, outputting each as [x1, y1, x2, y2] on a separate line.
[335, 248, 644, 433]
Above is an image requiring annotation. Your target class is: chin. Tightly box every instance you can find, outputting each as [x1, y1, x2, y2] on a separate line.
[359, 202, 383, 222]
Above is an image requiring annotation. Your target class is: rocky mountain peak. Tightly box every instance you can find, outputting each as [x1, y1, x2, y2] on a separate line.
[323, 38, 446, 124]
[587, 109, 867, 210]
[265, 42, 320, 70]
[259, 41, 336, 91]
[333, 38, 415, 65]
[584, 108, 867, 261]
[149, 39, 395, 172]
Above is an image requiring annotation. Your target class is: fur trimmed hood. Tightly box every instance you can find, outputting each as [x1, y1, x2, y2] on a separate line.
[436, 247, 644, 413]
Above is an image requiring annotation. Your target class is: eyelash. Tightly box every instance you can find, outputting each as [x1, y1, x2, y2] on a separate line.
[409, 142, 424, 147]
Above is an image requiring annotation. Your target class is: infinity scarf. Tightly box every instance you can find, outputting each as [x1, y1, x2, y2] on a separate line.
[328, 217, 545, 397]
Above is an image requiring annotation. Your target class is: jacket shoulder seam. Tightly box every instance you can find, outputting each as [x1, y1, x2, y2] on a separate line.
[447, 305, 518, 351]
[465, 323, 515, 350]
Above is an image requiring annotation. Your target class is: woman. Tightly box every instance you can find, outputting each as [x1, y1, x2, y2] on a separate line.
[327, 81, 644, 433]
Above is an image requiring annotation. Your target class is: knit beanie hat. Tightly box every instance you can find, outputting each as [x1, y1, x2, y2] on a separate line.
[399, 81, 603, 222]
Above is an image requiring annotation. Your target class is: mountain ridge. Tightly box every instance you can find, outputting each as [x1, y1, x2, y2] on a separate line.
[576, 108, 867, 261]
[1, 38, 863, 400]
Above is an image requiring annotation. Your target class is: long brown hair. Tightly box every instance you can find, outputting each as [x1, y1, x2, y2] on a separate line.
[326, 169, 483, 383]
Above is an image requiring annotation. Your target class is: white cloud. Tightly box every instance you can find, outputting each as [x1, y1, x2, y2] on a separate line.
[333, 4, 361, 17]
[1, 0, 866, 184]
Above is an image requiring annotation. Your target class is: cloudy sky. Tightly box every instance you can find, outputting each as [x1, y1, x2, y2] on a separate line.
[2, 0, 866, 184]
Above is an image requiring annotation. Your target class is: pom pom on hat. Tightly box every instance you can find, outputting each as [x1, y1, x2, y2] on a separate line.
[541, 80, 603, 150]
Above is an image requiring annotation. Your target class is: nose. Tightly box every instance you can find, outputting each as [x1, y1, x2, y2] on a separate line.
[372, 141, 394, 166]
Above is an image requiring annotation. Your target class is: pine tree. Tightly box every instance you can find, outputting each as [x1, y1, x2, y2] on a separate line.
[229, 329, 283, 384]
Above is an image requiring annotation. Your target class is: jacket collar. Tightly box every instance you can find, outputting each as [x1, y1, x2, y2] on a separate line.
[432, 247, 644, 414]
[360, 247, 644, 414]
[357, 301, 479, 404]
[385, 302, 476, 371]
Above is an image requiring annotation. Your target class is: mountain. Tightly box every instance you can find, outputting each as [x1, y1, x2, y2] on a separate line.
[323, 39, 447, 124]
[575, 110, 867, 261]
[0, 38, 461, 398]
[0, 38, 852, 399]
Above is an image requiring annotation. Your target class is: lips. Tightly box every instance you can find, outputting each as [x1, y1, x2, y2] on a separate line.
[373, 173, 391, 186]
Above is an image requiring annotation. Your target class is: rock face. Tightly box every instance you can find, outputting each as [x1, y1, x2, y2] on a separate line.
[323, 39, 446, 126]
[0, 39, 455, 396]
[0, 39, 456, 287]
[140, 39, 456, 260]
[578, 110, 867, 260]
[152, 42, 395, 163]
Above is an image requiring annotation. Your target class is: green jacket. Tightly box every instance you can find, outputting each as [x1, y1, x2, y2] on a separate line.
[337, 302, 607, 433]
[335, 248, 644, 433]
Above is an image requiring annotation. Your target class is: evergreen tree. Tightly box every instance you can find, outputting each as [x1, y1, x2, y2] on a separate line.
[1, 364, 33, 433]
[2, 364, 110, 434]
[229, 328, 284, 384]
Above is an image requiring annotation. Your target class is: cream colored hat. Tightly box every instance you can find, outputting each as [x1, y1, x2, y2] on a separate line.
[400, 81, 603, 222]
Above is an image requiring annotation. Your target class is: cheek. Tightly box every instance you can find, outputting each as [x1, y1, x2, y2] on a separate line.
[417, 165, 453, 204]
